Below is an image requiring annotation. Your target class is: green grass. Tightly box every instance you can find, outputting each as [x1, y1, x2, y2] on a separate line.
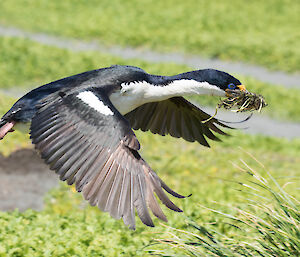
[0, 2, 299, 255]
[151, 164, 300, 256]
[0, 36, 187, 90]
[0, 131, 299, 256]
[0, 0, 299, 73]
[0, 34, 299, 252]
[0, 36, 300, 124]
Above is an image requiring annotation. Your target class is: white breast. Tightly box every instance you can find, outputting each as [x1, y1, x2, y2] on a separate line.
[109, 82, 149, 115]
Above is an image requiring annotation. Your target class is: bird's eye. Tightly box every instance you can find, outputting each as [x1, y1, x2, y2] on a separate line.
[227, 83, 236, 89]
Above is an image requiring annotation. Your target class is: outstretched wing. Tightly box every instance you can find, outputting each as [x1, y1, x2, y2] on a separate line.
[30, 89, 184, 229]
[125, 97, 231, 147]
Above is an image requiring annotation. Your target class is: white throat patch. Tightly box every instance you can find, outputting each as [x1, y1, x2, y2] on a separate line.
[144, 79, 225, 98]
[77, 91, 114, 116]
[109, 79, 225, 115]
[173, 79, 225, 96]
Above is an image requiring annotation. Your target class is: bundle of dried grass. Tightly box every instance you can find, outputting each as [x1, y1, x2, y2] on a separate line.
[218, 89, 267, 112]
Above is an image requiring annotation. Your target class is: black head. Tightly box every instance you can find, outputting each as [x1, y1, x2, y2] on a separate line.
[105, 65, 148, 83]
[174, 69, 245, 92]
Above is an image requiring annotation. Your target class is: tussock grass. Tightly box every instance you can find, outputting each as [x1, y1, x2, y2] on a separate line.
[150, 157, 300, 256]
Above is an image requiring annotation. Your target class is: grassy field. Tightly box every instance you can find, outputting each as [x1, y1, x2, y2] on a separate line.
[0, 129, 299, 256]
[1, 36, 300, 123]
[0, 0, 299, 73]
[0, 2, 299, 255]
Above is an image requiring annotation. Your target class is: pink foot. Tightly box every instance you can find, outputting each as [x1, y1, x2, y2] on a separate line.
[0, 121, 16, 140]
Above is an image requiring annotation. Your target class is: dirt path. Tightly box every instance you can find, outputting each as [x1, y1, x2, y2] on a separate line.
[0, 149, 58, 211]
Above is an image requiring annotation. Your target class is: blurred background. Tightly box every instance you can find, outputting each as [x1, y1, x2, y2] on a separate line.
[0, 0, 299, 256]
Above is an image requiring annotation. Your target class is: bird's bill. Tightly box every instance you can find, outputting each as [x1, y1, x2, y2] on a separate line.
[237, 85, 246, 91]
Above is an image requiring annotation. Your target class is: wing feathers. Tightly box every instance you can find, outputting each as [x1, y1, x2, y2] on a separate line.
[169, 111, 181, 138]
[30, 91, 185, 229]
[125, 97, 233, 147]
[148, 171, 183, 212]
[75, 148, 103, 192]
[47, 133, 82, 166]
[58, 140, 89, 180]
[180, 111, 194, 142]
[49, 135, 84, 170]
[144, 169, 168, 222]
[66, 144, 98, 186]
[32, 122, 66, 143]
[77, 149, 108, 193]
[104, 165, 123, 218]
[97, 160, 119, 211]
[117, 167, 127, 218]
[159, 178, 187, 199]
[134, 172, 154, 227]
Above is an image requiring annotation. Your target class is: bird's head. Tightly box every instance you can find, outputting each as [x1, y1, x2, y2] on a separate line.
[201, 69, 245, 92]
[174, 69, 246, 97]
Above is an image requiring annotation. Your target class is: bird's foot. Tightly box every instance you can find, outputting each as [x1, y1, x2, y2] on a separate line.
[0, 121, 16, 140]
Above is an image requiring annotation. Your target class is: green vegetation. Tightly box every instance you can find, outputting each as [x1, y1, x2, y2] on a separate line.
[0, 36, 187, 89]
[0, 131, 299, 256]
[151, 164, 300, 256]
[0, 0, 299, 72]
[0, 2, 299, 255]
[0, 210, 146, 256]
[0, 36, 300, 124]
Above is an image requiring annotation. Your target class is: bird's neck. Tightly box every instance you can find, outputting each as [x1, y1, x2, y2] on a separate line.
[109, 75, 225, 115]
[144, 75, 225, 100]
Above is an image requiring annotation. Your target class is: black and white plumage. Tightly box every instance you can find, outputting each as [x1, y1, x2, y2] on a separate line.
[0, 65, 246, 229]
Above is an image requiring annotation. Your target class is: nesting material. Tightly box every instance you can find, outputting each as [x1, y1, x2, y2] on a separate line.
[218, 89, 267, 113]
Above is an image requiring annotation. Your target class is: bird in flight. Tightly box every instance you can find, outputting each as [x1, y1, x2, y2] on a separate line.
[0, 65, 246, 229]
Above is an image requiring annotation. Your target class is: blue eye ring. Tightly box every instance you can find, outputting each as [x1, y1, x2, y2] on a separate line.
[227, 83, 236, 89]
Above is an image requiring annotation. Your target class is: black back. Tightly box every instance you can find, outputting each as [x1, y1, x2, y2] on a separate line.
[1, 65, 149, 122]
